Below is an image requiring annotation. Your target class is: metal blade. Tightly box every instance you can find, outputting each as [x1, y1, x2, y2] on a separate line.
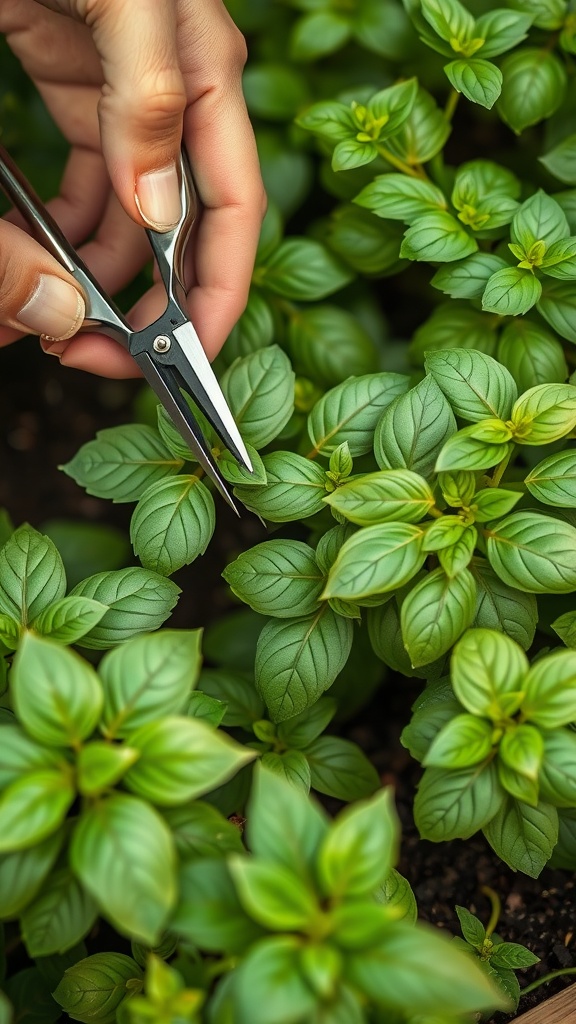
[171, 321, 253, 472]
[133, 352, 240, 515]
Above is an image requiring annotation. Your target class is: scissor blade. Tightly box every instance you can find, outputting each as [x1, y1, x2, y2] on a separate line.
[171, 322, 253, 473]
[133, 352, 240, 515]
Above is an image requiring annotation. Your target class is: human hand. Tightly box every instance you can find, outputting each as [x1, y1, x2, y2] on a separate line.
[0, 0, 265, 377]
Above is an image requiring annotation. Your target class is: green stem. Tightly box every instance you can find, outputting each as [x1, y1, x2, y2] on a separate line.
[480, 885, 501, 938]
[519, 967, 576, 997]
[490, 446, 516, 488]
[376, 144, 428, 179]
[444, 88, 460, 122]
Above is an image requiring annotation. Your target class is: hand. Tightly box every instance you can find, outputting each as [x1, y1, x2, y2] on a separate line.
[0, 0, 265, 376]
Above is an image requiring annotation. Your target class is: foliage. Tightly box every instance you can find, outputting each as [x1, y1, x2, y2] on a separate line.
[5, 0, 576, 1017]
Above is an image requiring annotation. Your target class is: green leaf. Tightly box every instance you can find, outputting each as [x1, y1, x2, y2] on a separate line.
[230, 858, 318, 931]
[455, 906, 486, 947]
[400, 212, 477, 262]
[451, 628, 529, 718]
[277, 697, 336, 750]
[431, 253, 508, 300]
[261, 750, 311, 791]
[77, 741, 139, 796]
[485, 511, 576, 593]
[538, 278, 576, 342]
[425, 348, 517, 423]
[526, 450, 576, 507]
[325, 203, 405, 277]
[323, 522, 425, 601]
[162, 801, 244, 862]
[221, 346, 295, 449]
[483, 796, 558, 876]
[414, 761, 504, 841]
[235, 451, 327, 522]
[185, 689, 227, 726]
[387, 85, 451, 165]
[482, 267, 542, 316]
[539, 729, 576, 807]
[506, 0, 566, 30]
[522, 650, 576, 728]
[500, 724, 543, 782]
[346, 920, 506, 1015]
[255, 607, 353, 723]
[224, 289, 275, 363]
[41, 519, 131, 591]
[375, 376, 456, 481]
[307, 372, 409, 458]
[258, 238, 353, 300]
[333, 138, 377, 172]
[234, 936, 318, 1024]
[130, 475, 215, 577]
[325, 469, 434, 526]
[472, 488, 521, 522]
[411, 302, 498, 362]
[319, 788, 398, 898]
[0, 724, 65, 789]
[60, 425, 182, 503]
[0, 525, 65, 626]
[497, 49, 567, 133]
[71, 793, 176, 944]
[286, 305, 378, 388]
[497, 319, 567, 392]
[355, 173, 447, 223]
[172, 858, 262, 954]
[304, 735, 380, 801]
[552, 610, 576, 648]
[53, 953, 143, 1024]
[0, 613, 20, 650]
[0, 830, 64, 918]
[218, 443, 267, 488]
[474, 9, 532, 58]
[296, 100, 357, 143]
[99, 629, 202, 738]
[470, 559, 537, 650]
[123, 715, 254, 805]
[246, 765, 329, 879]
[223, 540, 324, 618]
[490, 942, 540, 969]
[31, 597, 107, 645]
[510, 382, 576, 444]
[21, 869, 98, 958]
[512, 191, 570, 249]
[540, 133, 576, 185]
[445, 60, 502, 110]
[401, 567, 476, 668]
[420, 0, 475, 44]
[198, 667, 264, 727]
[243, 63, 310, 121]
[0, 770, 74, 853]
[70, 568, 180, 650]
[374, 869, 417, 925]
[424, 714, 494, 769]
[12, 633, 102, 746]
[290, 10, 351, 60]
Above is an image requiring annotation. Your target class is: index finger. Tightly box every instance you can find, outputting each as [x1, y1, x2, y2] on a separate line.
[180, 28, 266, 359]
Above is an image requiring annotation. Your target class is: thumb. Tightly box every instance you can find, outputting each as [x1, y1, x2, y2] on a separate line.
[0, 219, 85, 346]
[81, 0, 186, 231]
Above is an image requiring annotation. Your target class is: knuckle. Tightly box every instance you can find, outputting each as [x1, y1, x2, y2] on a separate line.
[136, 69, 187, 123]
[221, 26, 248, 72]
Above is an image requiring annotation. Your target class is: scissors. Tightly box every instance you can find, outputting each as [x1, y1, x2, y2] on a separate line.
[0, 143, 252, 513]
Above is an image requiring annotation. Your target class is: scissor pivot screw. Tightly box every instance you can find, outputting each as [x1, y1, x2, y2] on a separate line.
[153, 335, 171, 353]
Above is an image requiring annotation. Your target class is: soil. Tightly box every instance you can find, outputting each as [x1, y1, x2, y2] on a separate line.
[2, 341, 576, 1020]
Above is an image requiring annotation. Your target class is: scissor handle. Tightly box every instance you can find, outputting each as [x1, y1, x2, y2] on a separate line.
[145, 146, 198, 314]
[0, 143, 131, 345]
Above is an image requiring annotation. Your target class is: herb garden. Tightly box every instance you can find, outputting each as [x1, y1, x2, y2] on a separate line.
[2, 0, 576, 1020]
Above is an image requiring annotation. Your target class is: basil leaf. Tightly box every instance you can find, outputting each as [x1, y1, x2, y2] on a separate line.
[485, 511, 576, 593]
[255, 607, 353, 722]
[61, 424, 182, 503]
[470, 559, 537, 650]
[540, 133, 576, 186]
[30, 597, 107, 646]
[355, 173, 447, 223]
[426, 348, 517, 422]
[21, 868, 98, 958]
[304, 735, 380, 801]
[375, 869, 417, 925]
[0, 525, 65, 626]
[400, 211, 477, 262]
[71, 569, 181, 650]
[323, 523, 425, 601]
[286, 305, 378, 387]
[386, 85, 451, 165]
[510, 382, 576, 445]
[172, 858, 262, 954]
[432, 253, 508, 300]
[71, 793, 176, 945]
[246, 765, 328, 878]
[230, 857, 318, 931]
[445, 59, 502, 110]
[525, 450, 576, 507]
[401, 567, 476, 668]
[162, 802, 244, 862]
[539, 729, 576, 807]
[53, 953, 143, 1024]
[424, 714, 494, 769]
[318, 789, 398, 898]
[522, 650, 576, 728]
[221, 345, 295, 449]
[482, 267, 542, 316]
[276, 697, 336, 751]
[198, 668, 264, 728]
[235, 451, 327, 522]
[483, 796, 558, 877]
[130, 475, 215, 577]
[375, 375, 456, 481]
[258, 238, 353, 300]
[537, 278, 576, 342]
[325, 469, 435, 525]
[0, 770, 75, 853]
[414, 761, 504, 841]
[474, 9, 532, 58]
[497, 319, 567, 392]
[260, 750, 311, 792]
[308, 372, 409, 458]
[451, 627, 528, 718]
[497, 48, 567, 133]
[0, 831, 64, 919]
[223, 540, 324, 618]
[234, 937, 318, 1024]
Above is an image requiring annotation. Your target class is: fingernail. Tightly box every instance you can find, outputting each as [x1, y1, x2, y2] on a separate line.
[18, 276, 85, 342]
[135, 163, 181, 230]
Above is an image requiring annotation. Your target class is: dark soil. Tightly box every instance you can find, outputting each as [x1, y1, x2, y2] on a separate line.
[2, 341, 575, 1020]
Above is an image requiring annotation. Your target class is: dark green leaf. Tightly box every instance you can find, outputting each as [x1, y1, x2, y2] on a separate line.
[60, 425, 182, 503]
[223, 540, 324, 618]
[71, 569, 180, 649]
[497, 49, 567, 133]
[308, 372, 409, 458]
[221, 346, 295, 449]
[305, 735, 380, 801]
[445, 59, 502, 110]
[483, 797, 558, 877]
[414, 761, 504, 841]
[0, 525, 65, 626]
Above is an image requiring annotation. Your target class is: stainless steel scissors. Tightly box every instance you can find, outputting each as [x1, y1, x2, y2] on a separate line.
[0, 143, 252, 512]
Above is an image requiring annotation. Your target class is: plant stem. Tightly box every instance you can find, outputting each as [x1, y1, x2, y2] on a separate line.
[376, 145, 428, 179]
[480, 885, 501, 938]
[490, 446, 516, 487]
[444, 89, 460, 122]
[519, 967, 576, 996]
